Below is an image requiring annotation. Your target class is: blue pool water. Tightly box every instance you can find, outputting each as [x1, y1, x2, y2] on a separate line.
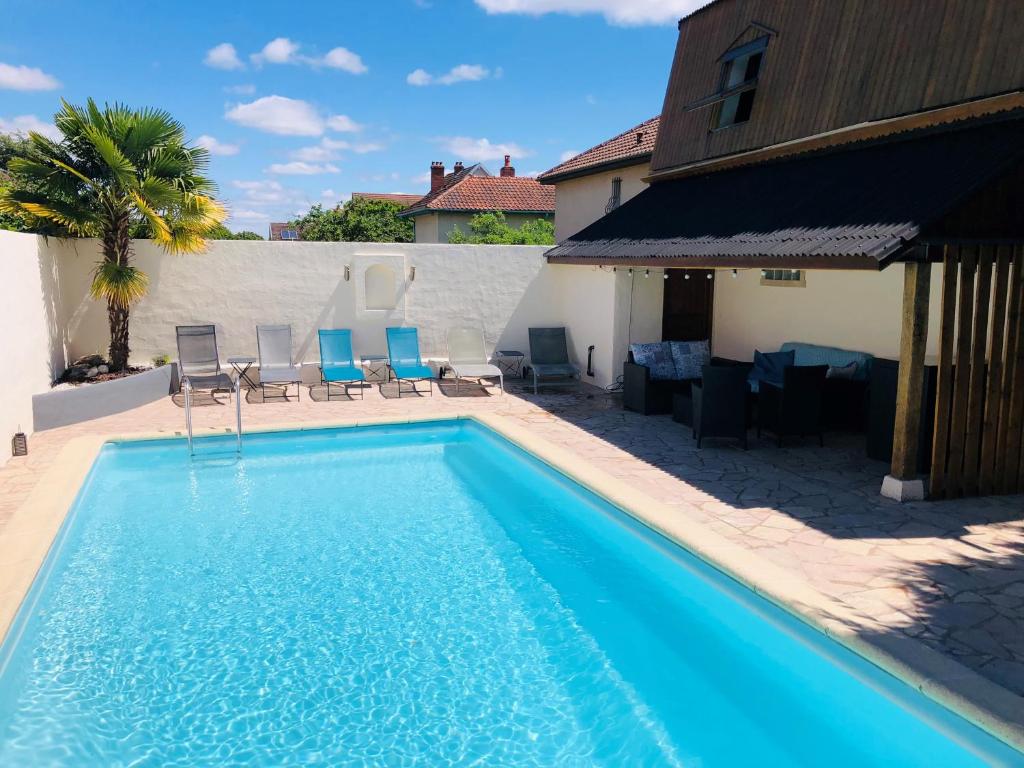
[0, 421, 1020, 766]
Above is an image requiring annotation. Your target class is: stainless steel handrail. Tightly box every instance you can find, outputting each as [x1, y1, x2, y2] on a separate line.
[183, 377, 194, 455]
[182, 375, 242, 456]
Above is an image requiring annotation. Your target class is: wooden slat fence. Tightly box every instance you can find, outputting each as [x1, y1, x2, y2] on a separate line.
[930, 244, 1024, 498]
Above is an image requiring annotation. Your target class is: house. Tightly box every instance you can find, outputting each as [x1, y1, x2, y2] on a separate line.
[400, 157, 555, 243]
[538, 116, 659, 242]
[269, 222, 301, 241]
[350, 192, 423, 209]
[545, 0, 1024, 500]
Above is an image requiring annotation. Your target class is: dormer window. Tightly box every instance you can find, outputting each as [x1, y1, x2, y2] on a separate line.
[714, 37, 767, 128]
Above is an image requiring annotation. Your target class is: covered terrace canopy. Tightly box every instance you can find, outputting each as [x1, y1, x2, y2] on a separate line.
[545, 110, 1024, 271]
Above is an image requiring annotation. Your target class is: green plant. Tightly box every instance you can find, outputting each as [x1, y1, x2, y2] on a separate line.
[292, 197, 414, 243]
[0, 99, 225, 370]
[205, 223, 264, 240]
[447, 211, 555, 245]
[152, 354, 171, 367]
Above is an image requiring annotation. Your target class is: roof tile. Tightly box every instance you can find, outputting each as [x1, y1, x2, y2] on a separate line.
[538, 116, 659, 183]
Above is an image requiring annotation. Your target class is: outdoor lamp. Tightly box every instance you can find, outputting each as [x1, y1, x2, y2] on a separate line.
[644, 269, 650, 278]
[409, 266, 416, 282]
[344, 265, 351, 281]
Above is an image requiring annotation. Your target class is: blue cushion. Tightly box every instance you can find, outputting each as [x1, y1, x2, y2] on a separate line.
[779, 342, 872, 380]
[630, 342, 676, 381]
[748, 349, 794, 392]
[669, 340, 710, 380]
[826, 361, 859, 380]
[322, 365, 365, 382]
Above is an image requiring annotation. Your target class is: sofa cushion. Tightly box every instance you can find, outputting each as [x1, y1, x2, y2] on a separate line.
[669, 340, 710, 380]
[826, 361, 859, 380]
[748, 349, 795, 393]
[629, 342, 676, 380]
[779, 342, 872, 381]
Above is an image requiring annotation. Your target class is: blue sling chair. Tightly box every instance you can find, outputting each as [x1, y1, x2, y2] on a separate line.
[385, 327, 434, 397]
[318, 329, 365, 400]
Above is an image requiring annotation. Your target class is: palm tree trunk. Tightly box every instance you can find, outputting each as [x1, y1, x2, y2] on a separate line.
[103, 210, 133, 371]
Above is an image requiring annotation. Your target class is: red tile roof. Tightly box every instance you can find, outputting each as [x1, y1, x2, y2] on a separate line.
[351, 192, 424, 209]
[401, 166, 555, 216]
[269, 222, 301, 241]
[538, 116, 660, 183]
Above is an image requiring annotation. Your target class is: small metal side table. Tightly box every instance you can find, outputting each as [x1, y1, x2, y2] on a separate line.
[227, 355, 258, 389]
[361, 355, 389, 382]
[492, 350, 525, 378]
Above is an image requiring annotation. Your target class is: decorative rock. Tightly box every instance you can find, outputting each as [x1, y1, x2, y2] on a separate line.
[85, 367, 99, 378]
[97, 365, 109, 374]
[72, 354, 104, 368]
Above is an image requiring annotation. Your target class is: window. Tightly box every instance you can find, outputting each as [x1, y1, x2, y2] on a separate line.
[279, 228, 299, 241]
[364, 264, 397, 310]
[605, 177, 622, 213]
[713, 37, 767, 129]
[760, 269, 805, 287]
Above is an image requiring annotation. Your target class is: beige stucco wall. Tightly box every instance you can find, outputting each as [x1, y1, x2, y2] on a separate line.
[0, 230, 67, 460]
[413, 212, 555, 244]
[712, 265, 945, 363]
[552, 163, 650, 242]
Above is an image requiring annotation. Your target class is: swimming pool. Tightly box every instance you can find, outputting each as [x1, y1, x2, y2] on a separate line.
[0, 420, 1020, 766]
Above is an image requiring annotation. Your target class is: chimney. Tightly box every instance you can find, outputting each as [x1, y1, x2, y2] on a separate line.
[500, 154, 515, 178]
[430, 161, 445, 192]
[453, 161, 465, 174]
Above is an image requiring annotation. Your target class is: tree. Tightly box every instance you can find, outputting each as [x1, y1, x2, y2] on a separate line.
[0, 134, 37, 233]
[206, 223, 264, 240]
[0, 99, 225, 370]
[447, 211, 555, 245]
[292, 197, 414, 242]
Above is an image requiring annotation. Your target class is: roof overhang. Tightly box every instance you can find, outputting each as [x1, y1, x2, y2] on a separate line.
[537, 154, 653, 185]
[547, 111, 1024, 271]
[400, 208, 554, 218]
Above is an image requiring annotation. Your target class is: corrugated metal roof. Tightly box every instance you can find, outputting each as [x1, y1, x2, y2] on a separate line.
[546, 112, 1024, 269]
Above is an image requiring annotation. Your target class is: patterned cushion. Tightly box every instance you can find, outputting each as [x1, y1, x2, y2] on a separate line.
[630, 342, 676, 381]
[669, 340, 710, 380]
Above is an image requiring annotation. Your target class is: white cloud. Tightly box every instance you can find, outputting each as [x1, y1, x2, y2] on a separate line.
[290, 142, 340, 162]
[0, 114, 60, 140]
[266, 161, 340, 175]
[559, 149, 580, 162]
[252, 37, 300, 65]
[195, 134, 240, 156]
[224, 83, 256, 95]
[407, 63, 491, 86]
[0, 62, 60, 91]
[321, 47, 368, 74]
[320, 189, 338, 199]
[204, 43, 244, 70]
[410, 172, 431, 185]
[226, 95, 324, 136]
[352, 142, 384, 154]
[439, 136, 531, 163]
[406, 68, 432, 86]
[326, 114, 362, 133]
[230, 209, 270, 221]
[473, 0, 702, 25]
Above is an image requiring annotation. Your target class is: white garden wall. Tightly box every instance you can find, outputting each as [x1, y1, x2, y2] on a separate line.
[0, 230, 68, 465]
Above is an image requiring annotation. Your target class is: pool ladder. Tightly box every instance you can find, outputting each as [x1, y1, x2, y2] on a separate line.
[183, 375, 242, 456]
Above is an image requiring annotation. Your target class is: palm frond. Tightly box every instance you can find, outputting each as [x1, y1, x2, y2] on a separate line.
[122, 108, 183, 161]
[83, 126, 136, 186]
[130, 189, 172, 245]
[90, 260, 149, 309]
[1, 189, 100, 235]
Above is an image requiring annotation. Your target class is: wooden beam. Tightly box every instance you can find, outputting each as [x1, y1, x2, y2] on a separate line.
[891, 260, 932, 480]
[929, 248, 959, 498]
[962, 248, 994, 496]
[979, 246, 1011, 494]
[946, 247, 978, 498]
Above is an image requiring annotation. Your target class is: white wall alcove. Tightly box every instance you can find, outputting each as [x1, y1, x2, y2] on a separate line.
[353, 253, 407, 320]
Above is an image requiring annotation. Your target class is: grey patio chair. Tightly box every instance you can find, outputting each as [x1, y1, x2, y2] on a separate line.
[256, 324, 303, 401]
[175, 324, 234, 400]
[446, 327, 503, 395]
[528, 327, 581, 395]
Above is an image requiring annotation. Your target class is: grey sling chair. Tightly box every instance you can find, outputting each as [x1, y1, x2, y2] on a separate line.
[256, 324, 304, 401]
[528, 327, 581, 395]
[175, 325, 235, 400]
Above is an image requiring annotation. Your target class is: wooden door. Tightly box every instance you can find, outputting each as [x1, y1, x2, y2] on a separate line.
[662, 269, 715, 342]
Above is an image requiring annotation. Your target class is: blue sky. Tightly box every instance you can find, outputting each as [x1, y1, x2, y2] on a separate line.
[2, 0, 702, 232]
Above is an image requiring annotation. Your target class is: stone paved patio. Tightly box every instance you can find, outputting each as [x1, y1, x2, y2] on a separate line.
[1, 376, 1022, 725]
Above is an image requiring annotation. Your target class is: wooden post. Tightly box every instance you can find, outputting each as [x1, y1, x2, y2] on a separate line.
[883, 258, 932, 500]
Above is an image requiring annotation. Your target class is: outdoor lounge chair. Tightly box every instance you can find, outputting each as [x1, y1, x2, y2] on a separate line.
[256, 324, 303, 401]
[528, 327, 580, 395]
[175, 324, 235, 399]
[691, 364, 749, 449]
[757, 365, 828, 447]
[318, 329, 365, 400]
[386, 327, 433, 397]
[446, 327, 503, 395]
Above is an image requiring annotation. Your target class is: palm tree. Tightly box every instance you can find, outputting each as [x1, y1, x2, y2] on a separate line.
[0, 99, 225, 370]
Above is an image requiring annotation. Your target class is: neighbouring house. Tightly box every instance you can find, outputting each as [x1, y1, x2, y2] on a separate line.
[269, 222, 301, 241]
[538, 116, 659, 242]
[545, 0, 1024, 501]
[400, 157, 555, 243]
[350, 192, 423, 209]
